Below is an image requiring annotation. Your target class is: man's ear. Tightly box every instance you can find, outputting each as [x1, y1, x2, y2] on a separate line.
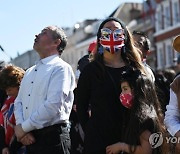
[54, 39, 61, 46]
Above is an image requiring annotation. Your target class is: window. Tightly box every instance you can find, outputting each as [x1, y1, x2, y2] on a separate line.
[157, 44, 165, 70]
[166, 44, 173, 67]
[160, 48, 165, 68]
[158, 11, 163, 30]
[164, 5, 171, 28]
[155, 7, 162, 31]
[173, 1, 180, 25]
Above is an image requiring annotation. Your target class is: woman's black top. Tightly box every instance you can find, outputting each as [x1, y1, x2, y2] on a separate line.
[76, 61, 131, 152]
[76, 61, 159, 153]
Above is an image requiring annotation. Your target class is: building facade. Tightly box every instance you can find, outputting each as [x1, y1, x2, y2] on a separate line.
[10, 2, 148, 72]
[62, 2, 143, 72]
[128, 0, 156, 69]
[10, 50, 39, 70]
[154, 0, 180, 70]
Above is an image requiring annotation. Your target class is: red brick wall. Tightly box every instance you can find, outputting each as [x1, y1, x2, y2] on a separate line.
[155, 27, 180, 42]
[156, 0, 162, 4]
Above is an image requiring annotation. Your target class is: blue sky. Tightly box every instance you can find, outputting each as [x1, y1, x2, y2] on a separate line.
[0, 0, 142, 62]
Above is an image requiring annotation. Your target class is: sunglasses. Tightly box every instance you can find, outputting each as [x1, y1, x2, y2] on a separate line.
[101, 28, 124, 38]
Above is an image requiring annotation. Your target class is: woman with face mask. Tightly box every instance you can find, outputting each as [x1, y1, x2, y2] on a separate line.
[76, 17, 150, 154]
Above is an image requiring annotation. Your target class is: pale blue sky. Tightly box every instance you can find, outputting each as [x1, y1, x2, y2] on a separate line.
[0, 0, 142, 62]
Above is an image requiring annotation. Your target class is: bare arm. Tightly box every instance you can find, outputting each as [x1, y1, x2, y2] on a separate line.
[175, 131, 180, 153]
[106, 130, 152, 154]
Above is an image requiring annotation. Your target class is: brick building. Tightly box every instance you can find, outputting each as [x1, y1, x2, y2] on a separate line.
[154, 0, 180, 70]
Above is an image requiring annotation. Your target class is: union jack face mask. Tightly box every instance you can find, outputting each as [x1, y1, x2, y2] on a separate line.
[100, 28, 125, 54]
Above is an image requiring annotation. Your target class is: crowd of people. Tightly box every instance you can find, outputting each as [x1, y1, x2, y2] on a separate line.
[0, 17, 180, 154]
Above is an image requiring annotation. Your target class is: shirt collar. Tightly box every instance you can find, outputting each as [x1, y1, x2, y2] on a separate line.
[36, 54, 59, 65]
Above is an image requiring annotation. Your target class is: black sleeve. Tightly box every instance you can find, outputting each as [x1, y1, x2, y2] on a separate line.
[9, 137, 23, 154]
[0, 126, 6, 151]
[76, 65, 92, 131]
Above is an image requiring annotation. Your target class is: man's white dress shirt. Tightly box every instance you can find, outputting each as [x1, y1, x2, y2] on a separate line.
[164, 89, 180, 136]
[14, 54, 75, 132]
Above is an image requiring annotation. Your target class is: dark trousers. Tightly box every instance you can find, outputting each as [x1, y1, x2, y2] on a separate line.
[10, 137, 24, 154]
[26, 123, 71, 154]
[0, 126, 5, 152]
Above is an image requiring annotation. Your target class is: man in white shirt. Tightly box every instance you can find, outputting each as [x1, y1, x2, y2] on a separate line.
[14, 26, 75, 154]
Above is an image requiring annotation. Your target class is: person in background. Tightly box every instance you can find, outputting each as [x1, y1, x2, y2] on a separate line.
[88, 41, 97, 61]
[154, 71, 171, 114]
[132, 31, 155, 82]
[76, 41, 97, 80]
[14, 25, 75, 154]
[163, 69, 176, 84]
[76, 17, 147, 154]
[0, 65, 25, 154]
[132, 31, 171, 114]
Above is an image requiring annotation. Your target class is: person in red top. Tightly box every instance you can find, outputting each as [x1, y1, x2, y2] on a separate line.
[0, 65, 25, 154]
[0, 97, 16, 145]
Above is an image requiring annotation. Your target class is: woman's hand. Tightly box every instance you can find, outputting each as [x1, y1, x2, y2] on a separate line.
[20, 132, 36, 145]
[2, 147, 10, 154]
[106, 142, 123, 154]
[106, 130, 152, 154]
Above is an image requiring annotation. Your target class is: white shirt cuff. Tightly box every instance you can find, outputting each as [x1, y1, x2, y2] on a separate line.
[21, 120, 35, 133]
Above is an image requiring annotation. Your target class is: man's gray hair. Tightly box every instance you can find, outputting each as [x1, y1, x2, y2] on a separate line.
[45, 26, 68, 55]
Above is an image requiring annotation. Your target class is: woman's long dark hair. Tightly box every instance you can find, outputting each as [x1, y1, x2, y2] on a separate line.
[120, 69, 169, 153]
[93, 17, 145, 74]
